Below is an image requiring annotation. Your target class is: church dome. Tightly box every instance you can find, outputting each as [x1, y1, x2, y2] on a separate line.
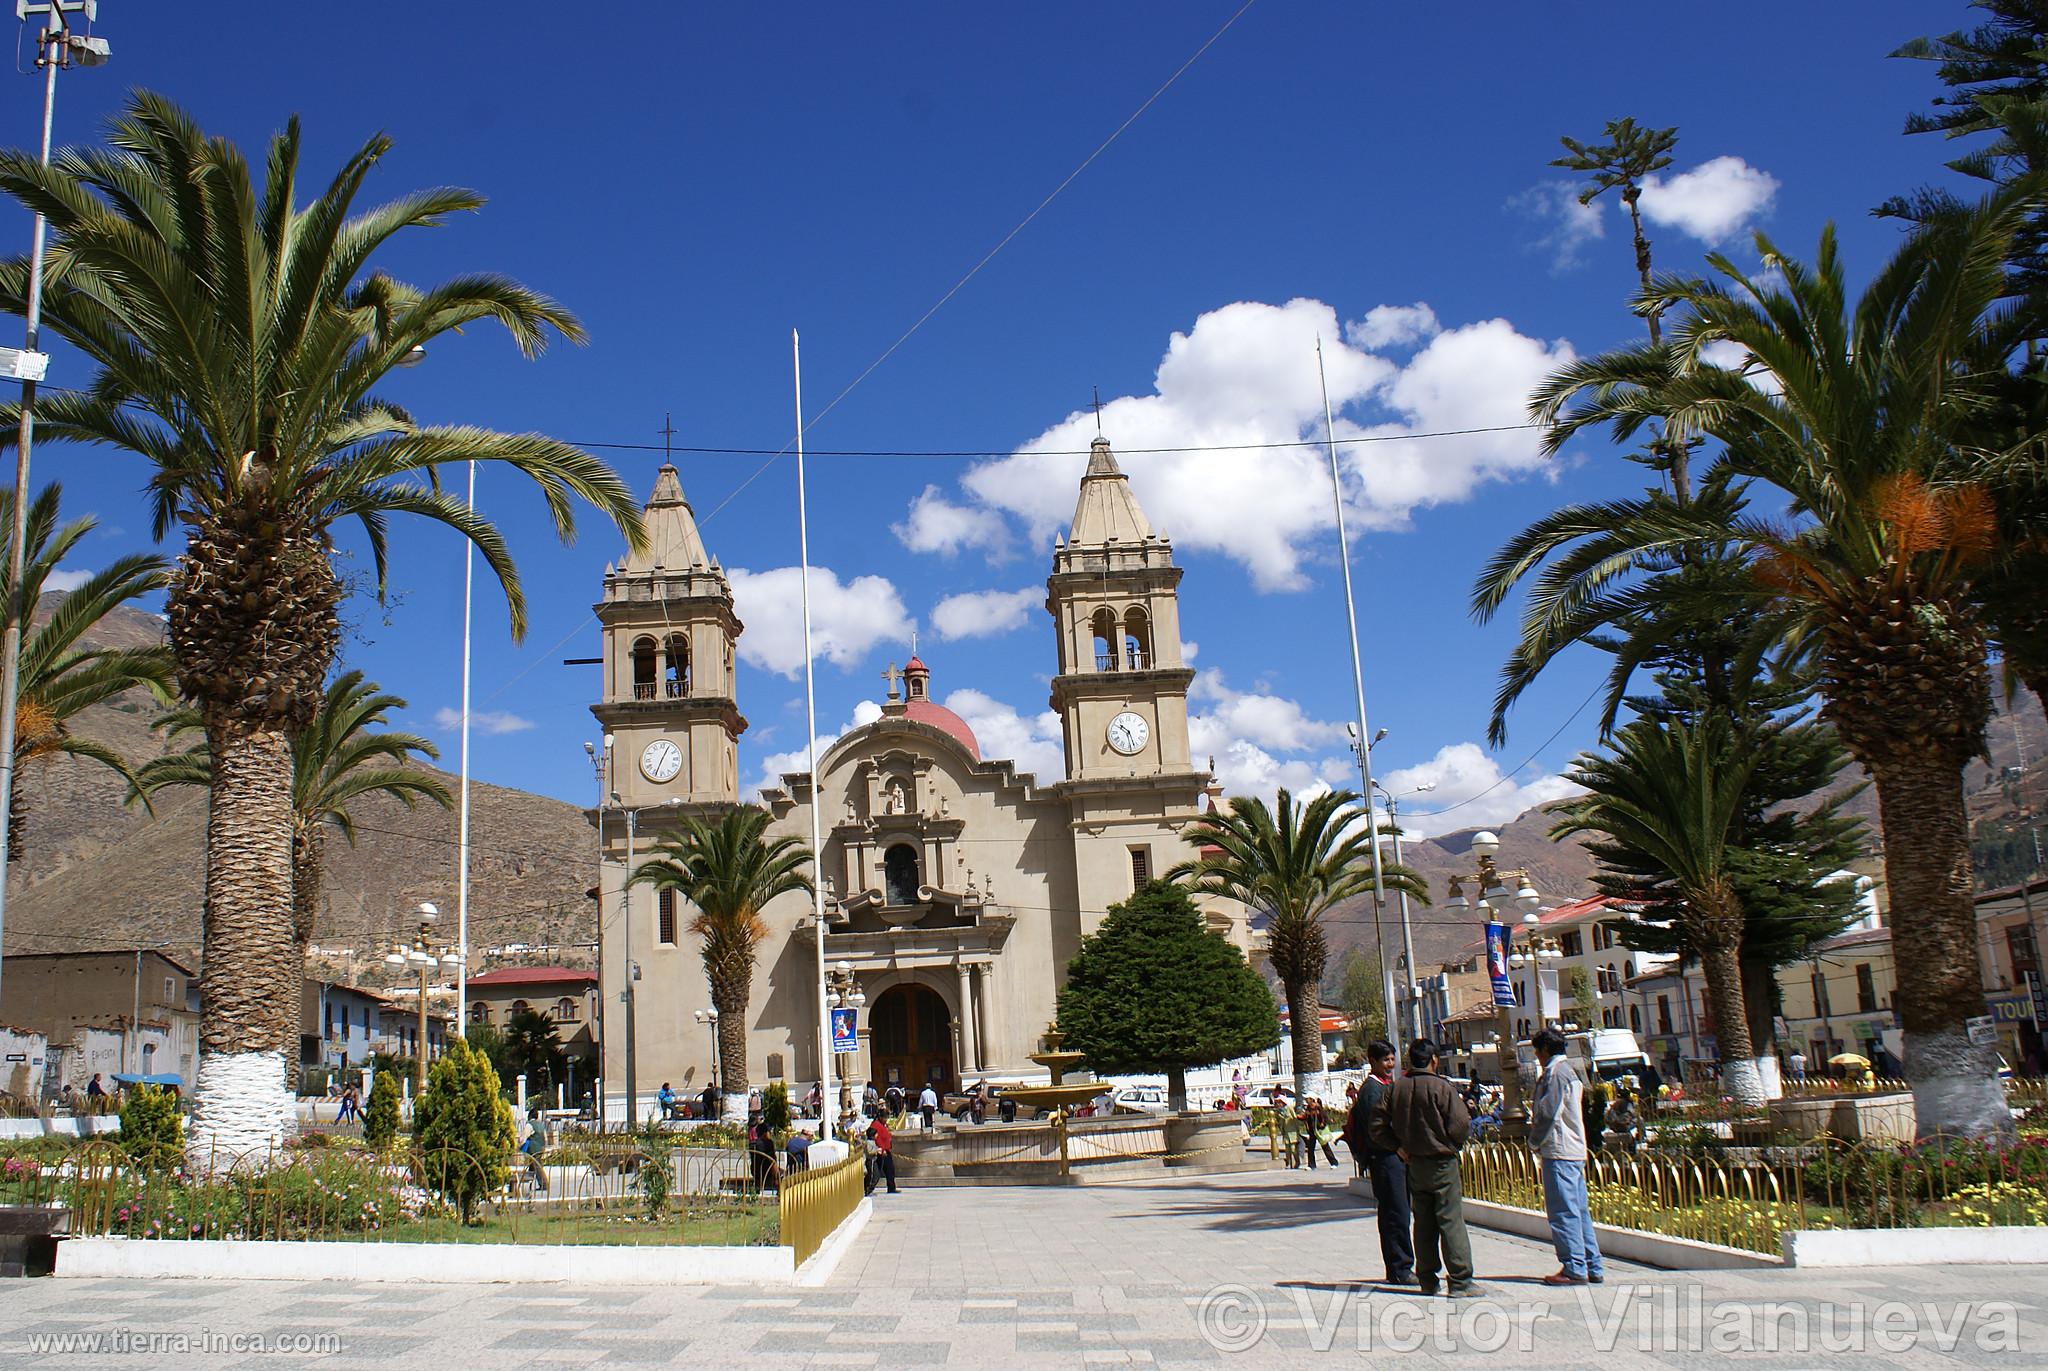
[903, 696, 979, 760]
[893, 656, 978, 759]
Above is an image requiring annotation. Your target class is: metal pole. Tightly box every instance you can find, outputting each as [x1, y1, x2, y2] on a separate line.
[623, 806, 637, 1127]
[1315, 338, 1394, 1030]
[1384, 791, 1419, 1044]
[792, 328, 832, 1143]
[128, 948, 139, 1075]
[455, 460, 474, 1028]
[416, 951, 428, 1095]
[0, 10, 67, 1013]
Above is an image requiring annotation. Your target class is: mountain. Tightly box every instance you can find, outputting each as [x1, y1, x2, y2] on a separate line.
[2, 598, 597, 985]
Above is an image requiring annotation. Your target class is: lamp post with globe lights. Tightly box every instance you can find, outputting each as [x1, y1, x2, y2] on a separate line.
[384, 902, 462, 1096]
[1509, 934, 1566, 1034]
[825, 961, 867, 1120]
[1441, 832, 1541, 1134]
[694, 1007, 720, 1113]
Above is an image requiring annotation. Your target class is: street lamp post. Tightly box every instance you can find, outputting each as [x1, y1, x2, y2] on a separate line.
[0, 0, 107, 1016]
[384, 902, 460, 1096]
[1510, 934, 1565, 1033]
[1441, 831, 1541, 1136]
[1371, 778, 1435, 1044]
[603, 773, 680, 1129]
[695, 1007, 720, 1111]
[825, 961, 866, 1122]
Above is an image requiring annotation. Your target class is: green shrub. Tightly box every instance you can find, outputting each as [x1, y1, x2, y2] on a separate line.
[118, 1085, 183, 1172]
[412, 1040, 516, 1222]
[363, 1070, 401, 1151]
[639, 1140, 671, 1219]
[762, 1082, 790, 1134]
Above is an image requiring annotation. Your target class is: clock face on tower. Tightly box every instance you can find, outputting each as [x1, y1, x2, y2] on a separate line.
[640, 738, 683, 784]
[1106, 711, 1150, 756]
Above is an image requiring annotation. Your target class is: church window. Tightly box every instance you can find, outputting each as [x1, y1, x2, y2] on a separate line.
[1129, 845, 1151, 890]
[1122, 608, 1151, 671]
[1091, 608, 1118, 671]
[554, 997, 578, 1022]
[631, 637, 658, 700]
[658, 889, 677, 945]
[470, 1001, 489, 1025]
[663, 633, 690, 697]
[884, 844, 921, 906]
[907, 671, 925, 700]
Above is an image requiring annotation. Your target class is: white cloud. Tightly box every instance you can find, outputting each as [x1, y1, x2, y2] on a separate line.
[1188, 669, 1348, 753]
[747, 699, 883, 799]
[45, 567, 92, 592]
[892, 484, 1010, 558]
[927, 298, 1570, 592]
[1512, 182, 1606, 272]
[1638, 155, 1778, 244]
[1347, 302, 1440, 351]
[727, 566, 913, 678]
[930, 587, 1041, 641]
[1378, 742, 1584, 839]
[1698, 338, 1783, 397]
[941, 688, 1065, 781]
[434, 707, 535, 736]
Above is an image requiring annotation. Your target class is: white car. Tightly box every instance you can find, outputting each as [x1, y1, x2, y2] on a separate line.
[1111, 1085, 1170, 1115]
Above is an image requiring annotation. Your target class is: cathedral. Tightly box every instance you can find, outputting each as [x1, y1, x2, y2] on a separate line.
[590, 438, 1238, 1118]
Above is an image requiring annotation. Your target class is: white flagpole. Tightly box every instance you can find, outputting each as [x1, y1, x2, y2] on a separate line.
[1316, 336, 1397, 1042]
[456, 459, 475, 1029]
[793, 329, 833, 1142]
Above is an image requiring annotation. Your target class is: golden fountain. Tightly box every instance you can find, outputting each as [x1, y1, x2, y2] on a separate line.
[1001, 1024, 1107, 1118]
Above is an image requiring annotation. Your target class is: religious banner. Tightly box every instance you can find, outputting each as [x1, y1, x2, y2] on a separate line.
[830, 1006, 859, 1054]
[1485, 922, 1515, 1007]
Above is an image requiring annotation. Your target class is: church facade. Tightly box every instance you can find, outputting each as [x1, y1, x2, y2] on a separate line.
[591, 438, 1234, 1118]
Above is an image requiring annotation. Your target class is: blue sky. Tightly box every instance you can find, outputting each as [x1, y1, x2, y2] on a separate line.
[6, 2, 1963, 832]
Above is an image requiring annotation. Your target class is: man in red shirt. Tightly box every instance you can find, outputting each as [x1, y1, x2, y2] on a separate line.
[867, 1118, 899, 1195]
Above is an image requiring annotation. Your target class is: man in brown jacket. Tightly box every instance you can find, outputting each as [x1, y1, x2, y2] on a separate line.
[1368, 1038, 1482, 1298]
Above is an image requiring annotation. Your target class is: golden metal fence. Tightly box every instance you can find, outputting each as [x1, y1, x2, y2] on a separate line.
[777, 1153, 864, 1267]
[1461, 1132, 2048, 1257]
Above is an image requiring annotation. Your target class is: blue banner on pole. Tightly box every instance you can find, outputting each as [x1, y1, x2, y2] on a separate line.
[830, 1006, 859, 1053]
[1485, 922, 1515, 1007]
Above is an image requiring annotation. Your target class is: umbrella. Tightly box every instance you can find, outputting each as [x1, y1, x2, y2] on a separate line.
[1828, 1053, 1871, 1069]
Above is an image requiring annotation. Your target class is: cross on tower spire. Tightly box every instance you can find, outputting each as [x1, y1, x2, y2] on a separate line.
[1090, 386, 1104, 434]
[881, 661, 903, 702]
[658, 412, 679, 460]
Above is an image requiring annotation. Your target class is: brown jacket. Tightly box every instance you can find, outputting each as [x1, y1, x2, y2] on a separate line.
[1367, 1069, 1471, 1160]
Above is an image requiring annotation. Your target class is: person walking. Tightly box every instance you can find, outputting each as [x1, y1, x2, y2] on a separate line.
[867, 1116, 900, 1194]
[1275, 1092, 1302, 1167]
[1787, 1048, 1807, 1084]
[1529, 1027, 1604, 1287]
[918, 1082, 939, 1131]
[1344, 1040, 1415, 1287]
[884, 1083, 906, 1120]
[1369, 1038, 1482, 1298]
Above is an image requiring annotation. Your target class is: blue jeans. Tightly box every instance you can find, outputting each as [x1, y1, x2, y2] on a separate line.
[1540, 1159, 1603, 1279]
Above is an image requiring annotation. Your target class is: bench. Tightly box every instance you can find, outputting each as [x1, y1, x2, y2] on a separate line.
[0, 1206, 69, 1278]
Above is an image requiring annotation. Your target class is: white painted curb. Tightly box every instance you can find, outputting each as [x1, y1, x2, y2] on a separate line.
[1782, 1226, 2048, 1267]
[56, 1236, 798, 1286]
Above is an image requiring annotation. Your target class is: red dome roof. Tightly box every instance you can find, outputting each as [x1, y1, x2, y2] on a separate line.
[905, 655, 927, 673]
[904, 696, 979, 759]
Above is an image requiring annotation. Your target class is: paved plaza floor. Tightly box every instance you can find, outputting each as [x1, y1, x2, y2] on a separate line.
[2, 1165, 2044, 1367]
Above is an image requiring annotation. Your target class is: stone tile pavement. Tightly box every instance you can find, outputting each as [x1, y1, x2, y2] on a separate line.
[1, 1166, 2044, 1367]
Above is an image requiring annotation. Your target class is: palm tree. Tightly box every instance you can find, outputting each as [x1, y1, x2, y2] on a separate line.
[0, 483, 172, 859]
[1474, 194, 2041, 1137]
[1551, 713, 1777, 1104]
[0, 94, 642, 1161]
[1167, 789, 1426, 1099]
[129, 669, 452, 1073]
[630, 806, 812, 1123]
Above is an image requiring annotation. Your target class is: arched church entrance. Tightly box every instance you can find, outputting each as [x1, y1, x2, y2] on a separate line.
[870, 983, 954, 1096]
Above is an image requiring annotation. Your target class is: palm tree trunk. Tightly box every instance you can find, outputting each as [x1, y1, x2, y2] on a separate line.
[1284, 978, 1324, 1100]
[1872, 757, 2012, 1139]
[712, 968, 749, 1124]
[187, 715, 299, 1168]
[1700, 938, 1764, 1105]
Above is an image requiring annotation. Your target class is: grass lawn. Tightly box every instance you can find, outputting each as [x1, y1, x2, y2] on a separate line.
[362, 1203, 778, 1247]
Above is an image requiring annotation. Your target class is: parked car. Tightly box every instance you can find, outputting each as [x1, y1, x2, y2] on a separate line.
[1109, 1084, 1170, 1115]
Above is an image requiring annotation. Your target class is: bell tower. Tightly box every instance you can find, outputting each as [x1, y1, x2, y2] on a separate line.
[1047, 436, 1207, 926]
[591, 463, 745, 809]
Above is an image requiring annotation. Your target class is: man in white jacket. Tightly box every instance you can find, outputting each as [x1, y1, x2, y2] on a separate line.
[1527, 1027, 1604, 1286]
